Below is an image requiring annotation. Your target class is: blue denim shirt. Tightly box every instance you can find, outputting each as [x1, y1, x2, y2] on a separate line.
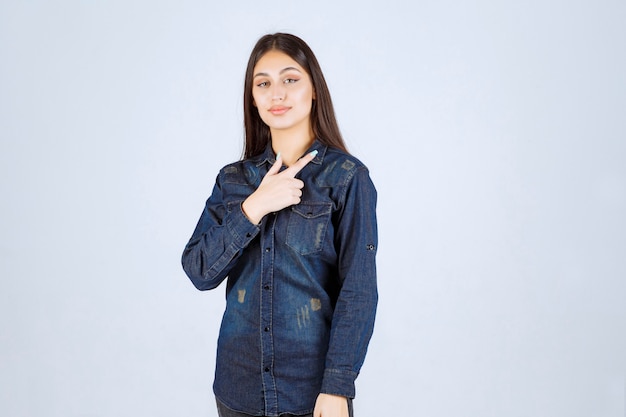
[182, 140, 378, 417]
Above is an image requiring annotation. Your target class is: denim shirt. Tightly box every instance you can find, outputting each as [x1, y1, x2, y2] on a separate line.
[182, 140, 378, 417]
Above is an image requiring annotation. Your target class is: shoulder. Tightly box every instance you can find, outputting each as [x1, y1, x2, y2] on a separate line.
[323, 146, 369, 171]
[318, 146, 372, 187]
[318, 147, 377, 211]
[322, 147, 370, 178]
[217, 156, 263, 185]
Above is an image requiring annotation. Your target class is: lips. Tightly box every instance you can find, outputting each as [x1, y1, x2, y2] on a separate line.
[269, 106, 290, 115]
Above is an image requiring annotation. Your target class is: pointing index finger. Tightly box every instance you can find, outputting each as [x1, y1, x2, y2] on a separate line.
[283, 149, 318, 177]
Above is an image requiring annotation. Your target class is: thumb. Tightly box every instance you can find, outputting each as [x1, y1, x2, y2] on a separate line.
[266, 152, 283, 176]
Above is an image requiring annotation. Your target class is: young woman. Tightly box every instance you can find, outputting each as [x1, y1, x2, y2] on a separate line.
[182, 33, 378, 417]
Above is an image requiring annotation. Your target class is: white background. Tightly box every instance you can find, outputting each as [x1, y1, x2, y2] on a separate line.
[1, 1, 625, 416]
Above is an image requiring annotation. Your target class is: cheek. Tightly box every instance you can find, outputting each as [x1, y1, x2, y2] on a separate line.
[252, 88, 269, 105]
[304, 85, 315, 103]
[293, 87, 313, 105]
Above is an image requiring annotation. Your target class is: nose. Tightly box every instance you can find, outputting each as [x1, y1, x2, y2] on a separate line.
[271, 83, 285, 101]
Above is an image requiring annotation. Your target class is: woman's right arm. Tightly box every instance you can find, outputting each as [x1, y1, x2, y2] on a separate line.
[182, 152, 317, 290]
[181, 175, 261, 291]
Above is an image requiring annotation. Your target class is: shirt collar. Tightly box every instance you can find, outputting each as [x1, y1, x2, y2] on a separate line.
[254, 139, 327, 167]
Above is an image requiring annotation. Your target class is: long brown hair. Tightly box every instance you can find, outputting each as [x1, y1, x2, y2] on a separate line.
[243, 33, 348, 158]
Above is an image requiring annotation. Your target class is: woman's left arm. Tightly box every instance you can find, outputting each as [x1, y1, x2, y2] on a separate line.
[320, 166, 378, 400]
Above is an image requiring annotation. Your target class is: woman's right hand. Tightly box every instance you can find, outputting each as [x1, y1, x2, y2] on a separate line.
[241, 150, 317, 224]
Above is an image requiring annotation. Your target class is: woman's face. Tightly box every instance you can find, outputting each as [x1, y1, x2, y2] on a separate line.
[251, 50, 315, 136]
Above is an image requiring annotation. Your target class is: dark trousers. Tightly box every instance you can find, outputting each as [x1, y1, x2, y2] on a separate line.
[216, 397, 354, 417]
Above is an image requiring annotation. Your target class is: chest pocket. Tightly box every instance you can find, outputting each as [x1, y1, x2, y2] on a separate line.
[286, 202, 332, 255]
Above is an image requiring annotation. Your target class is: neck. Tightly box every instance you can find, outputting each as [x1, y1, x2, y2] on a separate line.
[270, 128, 315, 166]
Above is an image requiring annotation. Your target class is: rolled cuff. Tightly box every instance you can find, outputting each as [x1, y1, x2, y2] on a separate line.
[320, 368, 359, 399]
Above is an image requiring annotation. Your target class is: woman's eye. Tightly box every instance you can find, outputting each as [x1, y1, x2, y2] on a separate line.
[257, 81, 269, 88]
[284, 78, 298, 84]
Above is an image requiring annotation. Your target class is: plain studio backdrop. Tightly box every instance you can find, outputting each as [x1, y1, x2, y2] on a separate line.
[1, 1, 624, 416]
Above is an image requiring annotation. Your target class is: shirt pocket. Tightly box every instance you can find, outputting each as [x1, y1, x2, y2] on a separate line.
[286, 202, 332, 255]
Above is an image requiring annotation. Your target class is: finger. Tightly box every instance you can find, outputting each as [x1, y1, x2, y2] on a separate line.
[266, 152, 283, 176]
[293, 178, 304, 189]
[284, 149, 318, 177]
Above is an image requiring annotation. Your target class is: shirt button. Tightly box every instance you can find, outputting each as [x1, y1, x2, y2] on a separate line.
[246, 233, 251, 238]
[265, 247, 271, 252]
[264, 367, 270, 372]
[264, 285, 270, 290]
[264, 327, 270, 332]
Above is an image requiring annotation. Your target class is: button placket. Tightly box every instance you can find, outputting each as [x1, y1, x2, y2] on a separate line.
[259, 211, 278, 415]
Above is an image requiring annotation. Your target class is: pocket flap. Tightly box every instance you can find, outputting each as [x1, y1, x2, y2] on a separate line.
[291, 203, 332, 219]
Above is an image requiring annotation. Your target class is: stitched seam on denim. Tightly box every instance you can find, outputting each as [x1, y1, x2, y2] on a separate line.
[337, 164, 362, 209]
[324, 368, 358, 377]
[206, 242, 239, 280]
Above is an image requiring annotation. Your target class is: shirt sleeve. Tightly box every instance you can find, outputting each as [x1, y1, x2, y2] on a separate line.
[181, 172, 260, 290]
[320, 166, 378, 398]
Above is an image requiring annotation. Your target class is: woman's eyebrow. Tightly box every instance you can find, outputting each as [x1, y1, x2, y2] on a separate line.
[253, 67, 302, 78]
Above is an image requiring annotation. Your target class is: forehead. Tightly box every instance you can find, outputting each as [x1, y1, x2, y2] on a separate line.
[253, 50, 305, 75]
